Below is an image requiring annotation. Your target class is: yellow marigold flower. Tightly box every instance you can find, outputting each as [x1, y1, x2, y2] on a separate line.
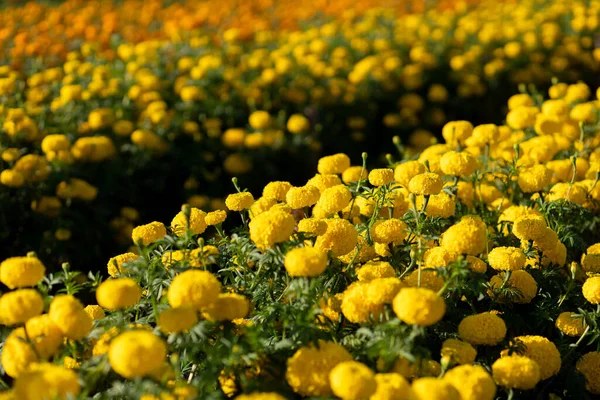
[489, 270, 537, 304]
[249, 209, 295, 250]
[506, 106, 538, 129]
[297, 218, 327, 236]
[492, 355, 540, 390]
[284, 247, 328, 277]
[0, 289, 44, 325]
[487, 247, 526, 271]
[440, 216, 487, 256]
[582, 244, 600, 273]
[0, 255, 45, 289]
[329, 361, 377, 400]
[41, 134, 70, 154]
[440, 151, 478, 177]
[226, 192, 255, 211]
[441, 339, 477, 365]
[71, 136, 116, 162]
[408, 173, 443, 195]
[356, 261, 395, 281]
[512, 215, 547, 241]
[371, 219, 407, 245]
[10, 314, 62, 360]
[583, 276, 600, 304]
[518, 165, 552, 193]
[285, 340, 352, 397]
[286, 185, 321, 209]
[423, 247, 456, 268]
[508, 93, 534, 110]
[500, 336, 561, 380]
[96, 278, 142, 310]
[393, 287, 445, 326]
[205, 210, 227, 226]
[224, 153, 253, 175]
[368, 168, 394, 186]
[370, 373, 413, 400]
[108, 330, 166, 379]
[249, 110, 271, 130]
[394, 161, 427, 188]
[235, 393, 286, 400]
[171, 207, 207, 236]
[2, 148, 20, 162]
[576, 352, 600, 394]
[411, 377, 460, 400]
[158, 307, 198, 333]
[31, 196, 61, 217]
[556, 312, 586, 336]
[263, 181, 292, 201]
[391, 357, 441, 379]
[458, 312, 506, 345]
[84, 305, 105, 320]
[465, 124, 498, 147]
[318, 294, 343, 322]
[48, 295, 92, 340]
[113, 120, 135, 136]
[546, 182, 587, 204]
[342, 166, 368, 184]
[317, 153, 351, 175]
[204, 293, 250, 321]
[341, 282, 384, 323]
[1, 331, 39, 378]
[168, 270, 221, 310]
[13, 155, 50, 183]
[466, 256, 487, 274]
[442, 121, 473, 146]
[315, 218, 358, 257]
[287, 114, 310, 134]
[307, 174, 342, 193]
[131, 129, 168, 152]
[132, 221, 166, 246]
[56, 178, 98, 201]
[107, 252, 139, 277]
[313, 185, 352, 217]
[0, 169, 24, 187]
[63, 356, 80, 369]
[417, 192, 456, 218]
[443, 365, 496, 400]
[403, 270, 445, 292]
[14, 363, 81, 400]
[366, 278, 404, 305]
[222, 128, 246, 148]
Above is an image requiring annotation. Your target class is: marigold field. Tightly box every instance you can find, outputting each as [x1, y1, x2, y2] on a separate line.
[2, 0, 600, 399]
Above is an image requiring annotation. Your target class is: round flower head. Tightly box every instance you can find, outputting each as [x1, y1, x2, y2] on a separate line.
[411, 377, 460, 400]
[546, 182, 587, 205]
[492, 355, 540, 390]
[583, 277, 600, 304]
[168, 270, 221, 310]
[9, 314, 62, 360]
[226, 192, 255, 211]
[487, 247, 526, 271]
[205, 210, 227, 226]
[369, 168, 394, 186]
[394, 161, 427, 188]
[441, 216, 487, 256]
[442, 120, 473, 146]
[408, 173, 443, 195]
[108, 330, 167, 379]
[582, 244, 600, 273]
[423, 247, 456, 268]
[458, 312, 507, 345]
[329, 361, 377, 400]
[307, 174, 342, 193]
[249, 209, 295, 250]
[356, 261, 395, 281]
[392, 357, 441, 379]
[84, 305, 105, 320]
[443, 365, 496, 400]
[403, 270, 445, 292]
[132, 221, 166, 246]
[577, 352, 600, 394]
[371, 219, 407, 244]
[263, 181, 292, 201]
[203, 293, 250, 321]
[503, 336, 561, 380]
[158, 307, 198, 334]
[286, 185, 320, 209]
[96, 278, 142, 310]
[489, 270, 537, 304]
[440, 151, 478, 177]
[285, 340, 353, 397]
[556, 312, 586, 337]
[342, 166, 368, 184]
[14, 363, 81, 400]
[171, 207, 207, 236]
[512, 215, 547, 241]
[2, 332, 39, 378]
[297, 218, 327, 236]
[249, 196, 277, 218]
[0, 289, 44, 325]
[48, 295, 93, 340]
[315, 218, 358, 257]
[506, 106, 538, 129]
[284, 247, 328, 277]
[249, 110, 271, 129]
[0, 169, 24, 187]
[0, 256, 45, 289]
[317, 153, 351, 175]
[392, 287, 446, 326]
[441, 339, 477, 365]
[466, 256, 487, 274]
[518, 165, 552, 193]
[313, 185, 352, 216]
[106, 252, 139, 277]
[417, 192, 456, 218]
[370, 373, 413, 400]
[341, 282, 385, 323]
[366, 278, 404, 305]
